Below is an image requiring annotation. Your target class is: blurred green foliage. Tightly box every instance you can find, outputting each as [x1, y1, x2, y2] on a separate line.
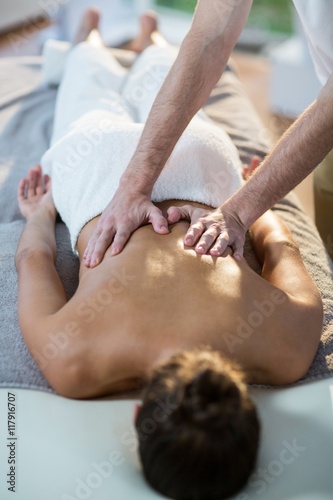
[155, 0, 196, 12]
[249, 0, 293, 33]
[155, 0, 293, 33]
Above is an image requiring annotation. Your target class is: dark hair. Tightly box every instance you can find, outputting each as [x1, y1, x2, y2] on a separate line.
[135, 349, 260, 500]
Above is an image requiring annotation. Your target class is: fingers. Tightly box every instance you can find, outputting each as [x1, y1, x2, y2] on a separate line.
[209, 232, 230, 256]
[182, 206, 247, 260]
[84, 226, 127, 268]
[36, 168, 44, 196]
[195, 223, 221, 254]
[149, 208, 169, 234]
[184, 222, 205, 247]
[167, 205, 193, 224]
[109, 227, 132, 256]
[251, 156, 261, 170]
[242, 164, 249, 181]
[243, 156, 261, 181]
[25, 166, 44, 198]
[167, 205, 200, 245]
[84, 227, 106, 268]
[18, 178, 27, 202]
[27, 169, 37, 198]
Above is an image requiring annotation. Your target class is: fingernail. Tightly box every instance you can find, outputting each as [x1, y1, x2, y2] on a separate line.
[160, 225, 168, 231]
[196, 245, 204, 253]
[185, 237, 193, 245]
[92, 258, 99, 266]
[111, 248, 118, 256]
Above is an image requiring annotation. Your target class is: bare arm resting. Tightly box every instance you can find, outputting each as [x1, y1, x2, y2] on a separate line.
[248, 210, 323, 384]
[16, 165, 70, 387]
[84, 0, 253, 268]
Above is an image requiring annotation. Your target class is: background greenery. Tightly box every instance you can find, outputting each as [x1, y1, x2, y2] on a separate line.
[155, 0, 293, 34]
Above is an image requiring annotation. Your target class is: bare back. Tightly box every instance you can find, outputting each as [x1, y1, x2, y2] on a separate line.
[51, 200, 305, 394]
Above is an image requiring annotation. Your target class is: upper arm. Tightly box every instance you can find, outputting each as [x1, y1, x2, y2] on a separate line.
[16, 250, 70, 386]
[16, 251, 86, 396]
[251, 211, 323, 372]
[17, 249, 67, 329]
[16, 251, 142, 399]
[251, 211, 322, 305]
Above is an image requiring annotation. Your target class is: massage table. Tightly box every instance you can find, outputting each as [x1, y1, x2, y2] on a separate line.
[0, 51, 333, 500]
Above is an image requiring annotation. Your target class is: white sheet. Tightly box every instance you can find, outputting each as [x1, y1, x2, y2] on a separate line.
[0, 381, 332, 499]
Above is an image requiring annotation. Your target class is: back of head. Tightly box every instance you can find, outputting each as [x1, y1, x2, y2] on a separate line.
[136, 349, 260, 500]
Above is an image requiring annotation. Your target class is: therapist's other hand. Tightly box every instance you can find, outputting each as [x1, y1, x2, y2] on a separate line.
[167, 204, 246, 260]
[167, 156, 260, 259]
[84, 189, 169, 268]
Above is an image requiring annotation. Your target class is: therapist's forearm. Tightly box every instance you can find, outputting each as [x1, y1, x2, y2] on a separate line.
[224, 74, 333, 229]
[120, 0, 253, 195]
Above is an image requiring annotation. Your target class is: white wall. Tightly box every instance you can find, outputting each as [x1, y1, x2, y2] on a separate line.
[0, 0, 46, 32]
[269, 7, 321, 118]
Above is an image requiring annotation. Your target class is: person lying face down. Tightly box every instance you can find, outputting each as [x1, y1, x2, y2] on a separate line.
[15, 10, 323, 500]
[16, 164, 322, 500]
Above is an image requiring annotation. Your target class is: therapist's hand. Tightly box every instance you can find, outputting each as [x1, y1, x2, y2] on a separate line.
[167, 204, 246, 260]
[84, 188, 169, 268]
[168, 157, 260, 259]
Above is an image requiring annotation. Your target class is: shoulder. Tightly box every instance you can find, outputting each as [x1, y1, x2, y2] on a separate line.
[27, 306, 88, 398]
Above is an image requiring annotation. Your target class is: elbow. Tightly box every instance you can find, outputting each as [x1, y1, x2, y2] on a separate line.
[45, 358, 90, 400]
[47, 363, 81, 399]
[264, 351, 316, 387]
[268, 309, 323, 386]
[269, 354, 315, 387]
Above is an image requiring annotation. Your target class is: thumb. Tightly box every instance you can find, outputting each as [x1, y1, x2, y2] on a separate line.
[231, 238, 245, 261]
[149, 207, 169, 234]
[167, 205, 194, 224]
[167, 206, 182, 224]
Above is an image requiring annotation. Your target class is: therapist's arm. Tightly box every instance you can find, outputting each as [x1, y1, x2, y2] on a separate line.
[84, 0, 253, 268]
[169, 72, 333, 259]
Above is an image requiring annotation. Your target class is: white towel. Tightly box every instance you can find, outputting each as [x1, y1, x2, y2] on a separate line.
[41, 40, 72, 87]
[41, 42, 243, 253]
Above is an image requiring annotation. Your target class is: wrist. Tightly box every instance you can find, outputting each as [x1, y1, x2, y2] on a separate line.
[26, 206, 56, 223]
[221, 199, 249, 233]
[119, 172, 153, 198]
[223, 186, 266, 231]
